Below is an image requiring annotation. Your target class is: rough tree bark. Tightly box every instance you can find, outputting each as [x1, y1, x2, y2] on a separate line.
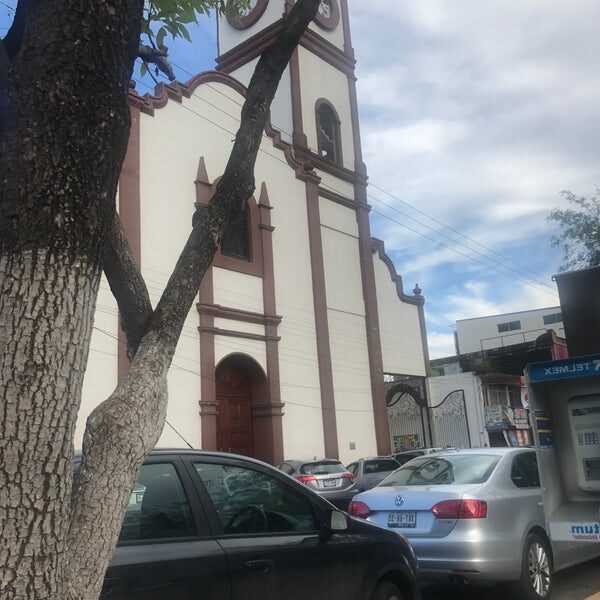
[0, 1, 320, 599]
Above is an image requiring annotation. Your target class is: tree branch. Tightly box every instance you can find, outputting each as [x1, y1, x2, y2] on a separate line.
[138, 43, 175, 80]
[67, 2, 320, 596]
[103, 214, 153, 359]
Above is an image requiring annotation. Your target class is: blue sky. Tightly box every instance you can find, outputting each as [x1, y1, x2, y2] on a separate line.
[3, 1, 599, 358]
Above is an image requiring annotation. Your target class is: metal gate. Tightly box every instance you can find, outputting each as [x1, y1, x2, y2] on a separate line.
[386, 383, 431, 452]
[428, 389, 471, 449]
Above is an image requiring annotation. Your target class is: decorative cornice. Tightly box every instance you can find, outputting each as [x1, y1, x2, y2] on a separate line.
[216, 18, 356, 77]
[371, 238, 425, 306]
[129, 70, 320, 184]
[197, 303, 282, 327]
[198, 326, 280, 343]
[318, 186, 369, 211]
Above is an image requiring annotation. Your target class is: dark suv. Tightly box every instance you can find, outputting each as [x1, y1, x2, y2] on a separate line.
[101, 450, 420, 600]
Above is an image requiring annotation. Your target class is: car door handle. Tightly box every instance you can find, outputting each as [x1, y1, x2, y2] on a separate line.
[245, 559, 274, 573]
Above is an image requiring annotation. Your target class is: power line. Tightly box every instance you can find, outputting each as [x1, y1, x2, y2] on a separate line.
[131, 69, 558, 299]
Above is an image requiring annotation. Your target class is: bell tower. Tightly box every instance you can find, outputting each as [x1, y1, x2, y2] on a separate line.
[216, 0, 364, 176]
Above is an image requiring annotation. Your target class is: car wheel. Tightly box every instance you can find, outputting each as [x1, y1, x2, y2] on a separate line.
[371, 581, 405, 600]
[513, 533, 553, 599]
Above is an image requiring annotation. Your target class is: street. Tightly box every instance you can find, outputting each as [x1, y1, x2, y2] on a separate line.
[422, 557, 600, 599]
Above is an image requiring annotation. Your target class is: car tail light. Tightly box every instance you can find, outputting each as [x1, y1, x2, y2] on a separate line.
[431, 499, 488, 519]
[295, 475, 317, 485]
[342, 472, 355, 481]
[348, 501, 372, 519]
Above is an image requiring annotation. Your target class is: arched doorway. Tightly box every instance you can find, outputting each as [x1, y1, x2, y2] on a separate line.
[215, 354, 267, 458]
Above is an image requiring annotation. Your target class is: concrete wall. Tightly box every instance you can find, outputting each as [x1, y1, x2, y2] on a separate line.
[456, 307, 564, 354]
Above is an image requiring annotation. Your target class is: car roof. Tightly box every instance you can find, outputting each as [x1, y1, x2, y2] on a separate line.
[431, 447, 533, 457]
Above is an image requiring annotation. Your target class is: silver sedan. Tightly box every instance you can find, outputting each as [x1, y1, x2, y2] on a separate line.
[349, 448, 599, 599]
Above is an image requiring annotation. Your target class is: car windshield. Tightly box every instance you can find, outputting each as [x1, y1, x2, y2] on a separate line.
[379, 454, 500, 486]
[364, 459, 398, 474]
[300, 461, 345, 475]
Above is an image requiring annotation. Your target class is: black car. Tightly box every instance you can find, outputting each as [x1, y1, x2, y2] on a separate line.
[101, 449, 421, 600]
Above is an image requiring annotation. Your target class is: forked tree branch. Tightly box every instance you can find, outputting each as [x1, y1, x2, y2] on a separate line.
[103, 214, 153, 359]
[68, 5, 321, 597]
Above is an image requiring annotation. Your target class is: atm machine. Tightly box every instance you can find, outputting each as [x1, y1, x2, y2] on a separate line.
[526, 355, 600, 569]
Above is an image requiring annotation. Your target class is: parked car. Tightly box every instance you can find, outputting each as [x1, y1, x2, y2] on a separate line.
[277, 458, 357, 510]
[346, 457, 401, 492]
[391, 448, 455, 465]
[349, 448, 573, 599]
[101, 450, 420, 600]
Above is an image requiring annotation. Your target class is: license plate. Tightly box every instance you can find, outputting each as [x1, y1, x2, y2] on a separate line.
[388, 511, 416, 528]
[323, 479, 337, 488]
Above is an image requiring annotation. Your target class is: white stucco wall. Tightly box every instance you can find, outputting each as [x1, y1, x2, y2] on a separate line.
[269, 163, 326, 460]
[427, 372, 489, 448]
[372, 254, 427, 377]
[298, 47, 355, 171]
[77, 277, 120, 449]
[320, 202, 377, 462]
[227, 58, 294, 145]
[456, 306, 564, 354]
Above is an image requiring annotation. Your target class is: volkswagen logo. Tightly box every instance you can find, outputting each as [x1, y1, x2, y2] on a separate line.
[394, 495, 404, 507]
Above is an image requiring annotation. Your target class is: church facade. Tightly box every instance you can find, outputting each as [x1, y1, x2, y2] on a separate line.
[78, 0, 429, 465]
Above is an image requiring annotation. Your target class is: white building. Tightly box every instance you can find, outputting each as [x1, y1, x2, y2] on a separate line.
[77, 0, 429, 465]
[456, 307, 564, 355]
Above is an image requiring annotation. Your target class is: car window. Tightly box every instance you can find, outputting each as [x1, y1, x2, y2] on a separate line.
[347, 463, 358, 476]
[364, 459, 399, 474]
[511, 453, 541, 488]
[118, 463, 196, 542]
[300, 461, 345, 475]
[379, 455, 500, 486]
[279, 463, 295, 475]
[395, 452, 420, 465]
[194, 462, 317, 535]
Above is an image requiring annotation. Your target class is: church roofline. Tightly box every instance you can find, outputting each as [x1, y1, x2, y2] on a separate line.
[371, 238, 425, 306]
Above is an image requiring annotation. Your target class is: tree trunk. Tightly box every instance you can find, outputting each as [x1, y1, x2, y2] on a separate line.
[0, 250, 99, 599]
[0, 1, 320, 598]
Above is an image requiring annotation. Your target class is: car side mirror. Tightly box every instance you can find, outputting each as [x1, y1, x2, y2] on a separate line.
[328, 510, 349, 532]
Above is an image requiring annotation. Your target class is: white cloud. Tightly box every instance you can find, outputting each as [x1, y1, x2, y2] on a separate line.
[427, 332, 457, 359]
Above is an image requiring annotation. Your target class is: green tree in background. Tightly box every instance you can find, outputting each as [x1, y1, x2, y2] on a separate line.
[549, 189, 600, 271]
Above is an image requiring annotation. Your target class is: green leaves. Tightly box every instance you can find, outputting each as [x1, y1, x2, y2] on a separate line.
[143, 0, 251, 46]
[548, 189, 600, 271]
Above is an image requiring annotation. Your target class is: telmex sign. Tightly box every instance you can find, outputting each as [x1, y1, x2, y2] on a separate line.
[528, 356, 600, 383]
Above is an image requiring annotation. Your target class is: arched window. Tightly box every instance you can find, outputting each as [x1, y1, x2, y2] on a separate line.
[316, 99, 342, 165]
[221, 201, 251, 261]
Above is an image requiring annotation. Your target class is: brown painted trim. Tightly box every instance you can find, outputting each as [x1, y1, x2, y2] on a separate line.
[217, 19, 284, 73]
[199, 267, 218, 451]
[226, 0, 269, 30]
[215, 19, 355, 77]
[195, 163, 264, 277]
[117, 103, 141, 383]
[129, 71, 321, 183]
[318, 186, 367, 211]
[315, 98, 344, 167]
[289, 48, 308, 148]
[194, 157, 212, 206]
[355, 200, 390, 455]
[199, 326, 280, 343]
[297, 147, 363, 184]
[299, 28, 355, 77]
[197, 302, 282, 326]
[314, 0, 340, 31]
[339, 0, 354, 57]
[258, 182, 284, 464]
[371, 238, 424, 306]
[306, 180, 339, 459]
[417, 302, 432, 377]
